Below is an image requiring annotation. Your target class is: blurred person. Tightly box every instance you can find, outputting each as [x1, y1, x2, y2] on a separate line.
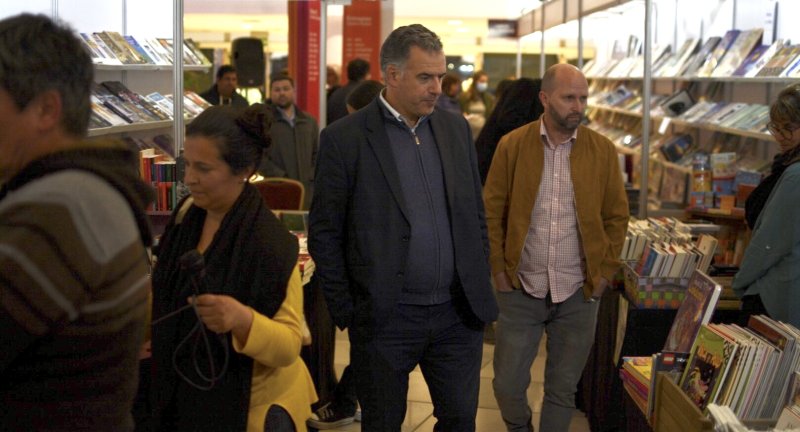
[475, 78, 544, 184]
[435, 72, 462, 116]
[306, 78, 383, 430]
[327, 58, 371, 124]
[493, 77, 516, 105]
[260, 74, 319, 209]
[733, 83, 800, 328]
[484, 64, 629, 432]
[345, 80, 384, 114]
[0, 14, 154, 430]
[459, 70, 495, 140]
[200, 65, 249, 108]
[150, 104, 317, 431]
[309, 24, 497, 431]
[326, 65, 340, 98]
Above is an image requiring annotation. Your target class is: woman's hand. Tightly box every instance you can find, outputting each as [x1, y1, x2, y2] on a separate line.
[191, 294, 254, 342]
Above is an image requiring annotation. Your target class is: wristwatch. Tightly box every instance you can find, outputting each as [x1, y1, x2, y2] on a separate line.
[587, 295, 602, 303]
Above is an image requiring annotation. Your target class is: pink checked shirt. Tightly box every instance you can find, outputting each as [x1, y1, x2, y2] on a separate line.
[516, 119, 587, 303]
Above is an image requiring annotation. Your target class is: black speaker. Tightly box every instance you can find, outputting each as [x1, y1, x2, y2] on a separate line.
[232, 38, 265, 87]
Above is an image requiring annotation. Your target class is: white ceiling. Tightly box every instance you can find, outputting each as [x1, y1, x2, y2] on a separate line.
[183, 0, 546, 57]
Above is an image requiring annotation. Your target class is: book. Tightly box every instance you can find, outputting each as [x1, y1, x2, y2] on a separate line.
[101, 81, 170, 122]
[744, 39, 786, 77]
[696, 30, 741, 77]
[695, 234, 719, 273]
[658, 38, 699, 77]
[123, 35, 157, 64]
[663, 270, 722, 353]
[678, 325, 729, 411]
[682, 36, 722, 77]
[732, 44, 769, 76]
[648, 351, 690, 418]
[711, 29, 763, 77]
[89, 33, 122, 65]
[756, 44, 800, 77]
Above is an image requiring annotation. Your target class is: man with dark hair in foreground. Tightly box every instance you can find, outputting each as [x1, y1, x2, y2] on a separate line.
[0, 13, 154, 431]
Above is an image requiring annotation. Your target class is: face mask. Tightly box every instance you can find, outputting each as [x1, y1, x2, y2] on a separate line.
[476, 82, 488, 93]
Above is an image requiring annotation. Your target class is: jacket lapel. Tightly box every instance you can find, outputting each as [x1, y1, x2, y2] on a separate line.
[364, 100, 411, 222]
[430, 112, 459, 211]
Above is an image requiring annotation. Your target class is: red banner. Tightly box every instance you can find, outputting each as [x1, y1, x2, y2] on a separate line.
[288, 0, 321, 121]
[342, 0, 382, 84]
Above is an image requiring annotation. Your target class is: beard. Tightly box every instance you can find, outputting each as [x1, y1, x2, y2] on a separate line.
[275, 99, 293, 109]
[550, 109, 583, 132]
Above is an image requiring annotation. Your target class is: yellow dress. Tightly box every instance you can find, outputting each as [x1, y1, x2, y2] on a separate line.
[232, 266, 318, 432]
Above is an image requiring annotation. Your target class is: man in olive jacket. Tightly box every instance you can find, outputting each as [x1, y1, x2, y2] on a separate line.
[484, 64, 629, 432]
[260, 75, 319, 209]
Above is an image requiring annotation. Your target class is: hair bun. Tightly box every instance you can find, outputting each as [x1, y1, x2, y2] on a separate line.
[235, 103, 273, 149]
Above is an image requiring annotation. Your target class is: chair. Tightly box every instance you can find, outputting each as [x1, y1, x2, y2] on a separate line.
[252, 177, 305, 210]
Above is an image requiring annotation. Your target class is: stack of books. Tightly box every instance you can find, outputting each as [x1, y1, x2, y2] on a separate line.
[584, 29, 800, 80]
[89, 80, 211, 130]
[79, 31, 210, 67]
[623, 219, 717, 279]
[678, 316, 800, 422]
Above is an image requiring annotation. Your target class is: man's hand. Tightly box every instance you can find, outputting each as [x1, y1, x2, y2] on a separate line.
[494, 272, 514, 293]
[190, 294, 254, 342]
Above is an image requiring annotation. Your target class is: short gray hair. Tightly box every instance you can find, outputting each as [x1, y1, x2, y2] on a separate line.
[380, 24, 443, 73]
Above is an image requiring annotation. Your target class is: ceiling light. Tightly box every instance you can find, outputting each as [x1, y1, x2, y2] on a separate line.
[447, 20, 463, 26]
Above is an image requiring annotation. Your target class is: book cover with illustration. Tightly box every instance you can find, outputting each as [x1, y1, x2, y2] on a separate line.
[663, 270, 722, 353]
[679, 325, 728, 411]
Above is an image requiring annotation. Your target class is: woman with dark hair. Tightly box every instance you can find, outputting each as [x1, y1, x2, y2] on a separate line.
[436, 72, 462, 116]
[733, 83, 800, 328]
[475, 77, 544, 184]
[459, 70, 495, 139]
[151, 104, 317, 431]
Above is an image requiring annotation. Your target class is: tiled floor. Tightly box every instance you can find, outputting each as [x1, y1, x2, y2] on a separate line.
[319, 329, 591, 432]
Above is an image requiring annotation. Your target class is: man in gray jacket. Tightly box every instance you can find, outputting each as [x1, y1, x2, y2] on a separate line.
[260, 74, 319, 209]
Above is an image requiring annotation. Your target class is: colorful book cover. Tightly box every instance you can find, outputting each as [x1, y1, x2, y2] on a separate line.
[697, 30, 741, 77]
[663, 270, 722, 353]
[712, 29, 763, 77]
[757, 44, 800, 77]
[683, 36, 722, 77]
[733, 45, 769, 76]
[679, 325, 728, 411]
[746, 39, 786, 77]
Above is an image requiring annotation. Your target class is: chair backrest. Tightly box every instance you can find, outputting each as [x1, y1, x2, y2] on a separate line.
[252, 177, 305, 210]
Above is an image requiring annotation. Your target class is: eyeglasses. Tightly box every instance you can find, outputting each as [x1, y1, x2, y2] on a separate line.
[767, 121, 800, 140]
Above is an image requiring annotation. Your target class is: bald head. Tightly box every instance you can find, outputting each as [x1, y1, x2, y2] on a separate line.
[541, 63, 586, 94]
[539, 63, 589, 137]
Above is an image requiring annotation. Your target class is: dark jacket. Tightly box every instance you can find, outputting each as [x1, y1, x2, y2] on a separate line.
[260, 105, 319, 209]
[309, 98, 498, 331]
[326, 80, 360, 125]
[199, 84, 249, 108]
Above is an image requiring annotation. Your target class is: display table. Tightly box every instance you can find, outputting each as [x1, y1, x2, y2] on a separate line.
[577, 284, 746, 431]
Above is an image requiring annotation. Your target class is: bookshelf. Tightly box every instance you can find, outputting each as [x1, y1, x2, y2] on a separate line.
[577, 0, 800, 219]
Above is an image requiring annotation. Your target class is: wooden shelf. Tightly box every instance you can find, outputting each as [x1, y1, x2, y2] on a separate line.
[685, 208, 745, 222]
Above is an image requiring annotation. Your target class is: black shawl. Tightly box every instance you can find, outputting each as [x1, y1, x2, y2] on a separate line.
[745, 146, 800, 229]
[150, 183, 298, 431]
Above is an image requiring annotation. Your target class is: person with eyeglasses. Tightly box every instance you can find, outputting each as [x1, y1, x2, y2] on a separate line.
[733, 83, 800, 328]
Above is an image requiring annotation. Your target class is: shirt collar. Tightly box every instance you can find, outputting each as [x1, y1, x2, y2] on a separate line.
[379, 89, 428, 131]
[540, 116, 578, 149]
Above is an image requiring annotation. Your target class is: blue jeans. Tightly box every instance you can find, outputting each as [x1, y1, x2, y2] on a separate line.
[492, 289, 599, 432]
[350, 300, 484, 432]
